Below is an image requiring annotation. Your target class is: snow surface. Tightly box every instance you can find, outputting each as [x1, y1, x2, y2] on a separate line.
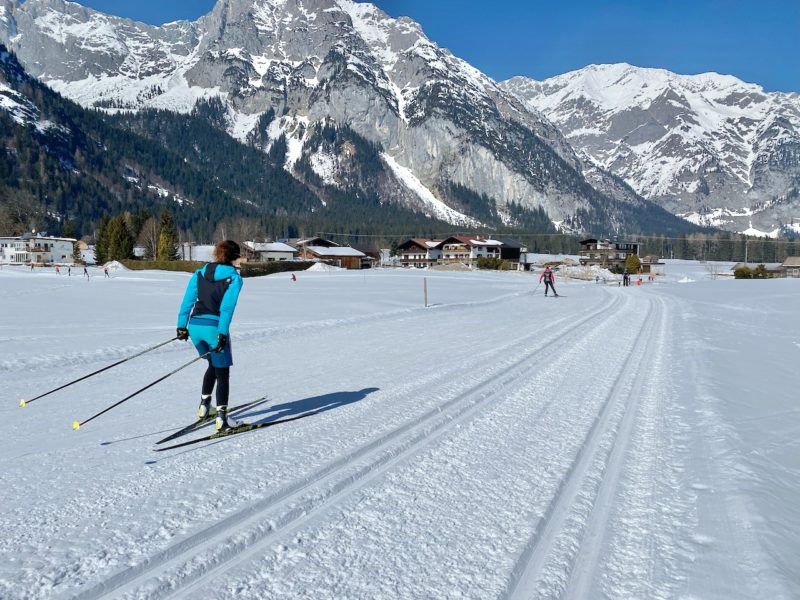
[1, 263, 798, 599]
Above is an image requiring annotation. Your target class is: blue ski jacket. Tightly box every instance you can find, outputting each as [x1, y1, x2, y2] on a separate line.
[177, 263, 243, 336]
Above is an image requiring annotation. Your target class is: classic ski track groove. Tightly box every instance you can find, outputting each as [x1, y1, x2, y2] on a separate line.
[65, 293, 624, 600]
[563, 295, 669, 598]
[503, 294, 663, 599]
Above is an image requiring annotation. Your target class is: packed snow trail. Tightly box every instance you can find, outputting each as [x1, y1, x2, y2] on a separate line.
[69, 292, 624, 599]
[2, 266, 797, 599]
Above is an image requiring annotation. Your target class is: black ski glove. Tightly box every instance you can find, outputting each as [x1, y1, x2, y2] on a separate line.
[176, 327, 189, 341]
[214, 334, 227, 353]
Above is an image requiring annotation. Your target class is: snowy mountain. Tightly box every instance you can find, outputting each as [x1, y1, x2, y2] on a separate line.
[0, 43, 337, 238]
[0, 0, 699, 235]
[501, 64, 800, 235]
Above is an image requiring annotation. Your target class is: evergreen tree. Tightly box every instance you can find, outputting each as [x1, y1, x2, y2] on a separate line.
[72, 241, 82, 265]
[625, 253, 642, 273]
[107, 215, 134, 261]
[156, 209, 179, 261]
[94, 215, 111, 265]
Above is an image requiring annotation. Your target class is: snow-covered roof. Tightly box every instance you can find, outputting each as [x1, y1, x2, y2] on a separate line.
[245, 242, 297, 253]
[439, 236, 502, 248]
[294, 237, 339, 247]
[306, 246, 365, 258]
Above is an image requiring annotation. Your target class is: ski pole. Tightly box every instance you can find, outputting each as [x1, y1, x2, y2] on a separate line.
[19, 337, 179, 407]
[73, 351, 212, 430]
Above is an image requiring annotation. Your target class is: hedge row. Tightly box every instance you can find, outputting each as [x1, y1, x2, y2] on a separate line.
[120, 260, 205, 273]
[239, 261, 315, 277]
[120, 260, 315, 278]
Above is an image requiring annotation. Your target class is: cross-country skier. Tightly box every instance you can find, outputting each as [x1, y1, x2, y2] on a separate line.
[539, 265, 558, 297]
[176, 240, 244, 431]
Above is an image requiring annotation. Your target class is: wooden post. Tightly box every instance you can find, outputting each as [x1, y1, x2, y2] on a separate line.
[424, 277, 428, 308]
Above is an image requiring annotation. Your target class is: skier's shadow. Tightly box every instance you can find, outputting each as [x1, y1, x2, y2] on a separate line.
[239, 387, 380, 423]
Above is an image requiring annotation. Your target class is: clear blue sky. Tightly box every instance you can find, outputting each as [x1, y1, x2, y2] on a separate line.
[63, 0, 799, 92]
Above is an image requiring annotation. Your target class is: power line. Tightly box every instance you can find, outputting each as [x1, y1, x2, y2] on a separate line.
[318, 230, 799, 245]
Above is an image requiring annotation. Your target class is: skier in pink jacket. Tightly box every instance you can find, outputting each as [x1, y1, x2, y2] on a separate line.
[539, 266, 559, 297]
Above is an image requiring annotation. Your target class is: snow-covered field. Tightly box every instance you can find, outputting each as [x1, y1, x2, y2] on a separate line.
[1, 262, 798, 599]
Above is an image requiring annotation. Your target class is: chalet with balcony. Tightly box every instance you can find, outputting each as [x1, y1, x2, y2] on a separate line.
[0, 233, 75, 265]
[397, 238, 442, 268]
[578, 239, 641, 270]
[396, 236, 522, 268]
[438, 236, 502, 266]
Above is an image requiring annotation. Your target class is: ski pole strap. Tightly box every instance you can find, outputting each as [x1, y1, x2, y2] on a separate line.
[22, 337, 178, 407]
[73, 351, 212, 430]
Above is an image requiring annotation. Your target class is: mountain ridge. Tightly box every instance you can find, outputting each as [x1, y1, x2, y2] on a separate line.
[0, 0, 701, 236]
[501, 63, 800, 236]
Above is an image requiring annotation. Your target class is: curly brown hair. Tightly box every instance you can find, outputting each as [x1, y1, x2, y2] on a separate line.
[213, 240, 241, 265]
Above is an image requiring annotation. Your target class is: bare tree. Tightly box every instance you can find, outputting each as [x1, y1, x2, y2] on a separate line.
[137, 217, 159, 260]
[705, 262, 722, 280]
[213, 218, 265, 245]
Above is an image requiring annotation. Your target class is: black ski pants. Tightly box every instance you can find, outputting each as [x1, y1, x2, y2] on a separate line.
[544, 281, 557, 296]
[201, 362, 230, 407]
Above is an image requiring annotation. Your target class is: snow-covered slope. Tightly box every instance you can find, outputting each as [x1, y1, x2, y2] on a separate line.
[0, 0, 689, 234]
[1, 265, 798, 598]
[502, 64, 800, 234]
[0, 46, 47, 127]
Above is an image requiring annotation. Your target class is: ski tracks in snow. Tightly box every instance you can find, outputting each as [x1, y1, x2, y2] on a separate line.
[45, 288, 700, 600]
[61, 293, 628, 599]
[504, 293, 689, 599]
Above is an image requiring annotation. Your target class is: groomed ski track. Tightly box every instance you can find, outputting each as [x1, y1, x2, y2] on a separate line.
[4, 269, 789, 599]
[71, 289, 675, 599]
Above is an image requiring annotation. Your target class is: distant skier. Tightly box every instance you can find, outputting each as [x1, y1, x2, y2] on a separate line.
[623, 270, 630, 287]
[68, 266, 71, 276]
[176, 240, 244, 431]
[291, 273, 297, 282]
[539, 265, 558, 297]
[104, 267, 110, 278]
[83, 266, 89, 280]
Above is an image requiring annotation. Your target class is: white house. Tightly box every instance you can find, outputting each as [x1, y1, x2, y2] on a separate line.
[243, 241, 298, 262]
[0, 233, 75, 265]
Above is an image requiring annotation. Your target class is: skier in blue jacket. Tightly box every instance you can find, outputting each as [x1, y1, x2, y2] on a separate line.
[176, 240, 243, 431]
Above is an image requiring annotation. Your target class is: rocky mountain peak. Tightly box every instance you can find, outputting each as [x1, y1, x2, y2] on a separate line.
[0, 1, 701, 235]
[502, 64, 800, 234]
